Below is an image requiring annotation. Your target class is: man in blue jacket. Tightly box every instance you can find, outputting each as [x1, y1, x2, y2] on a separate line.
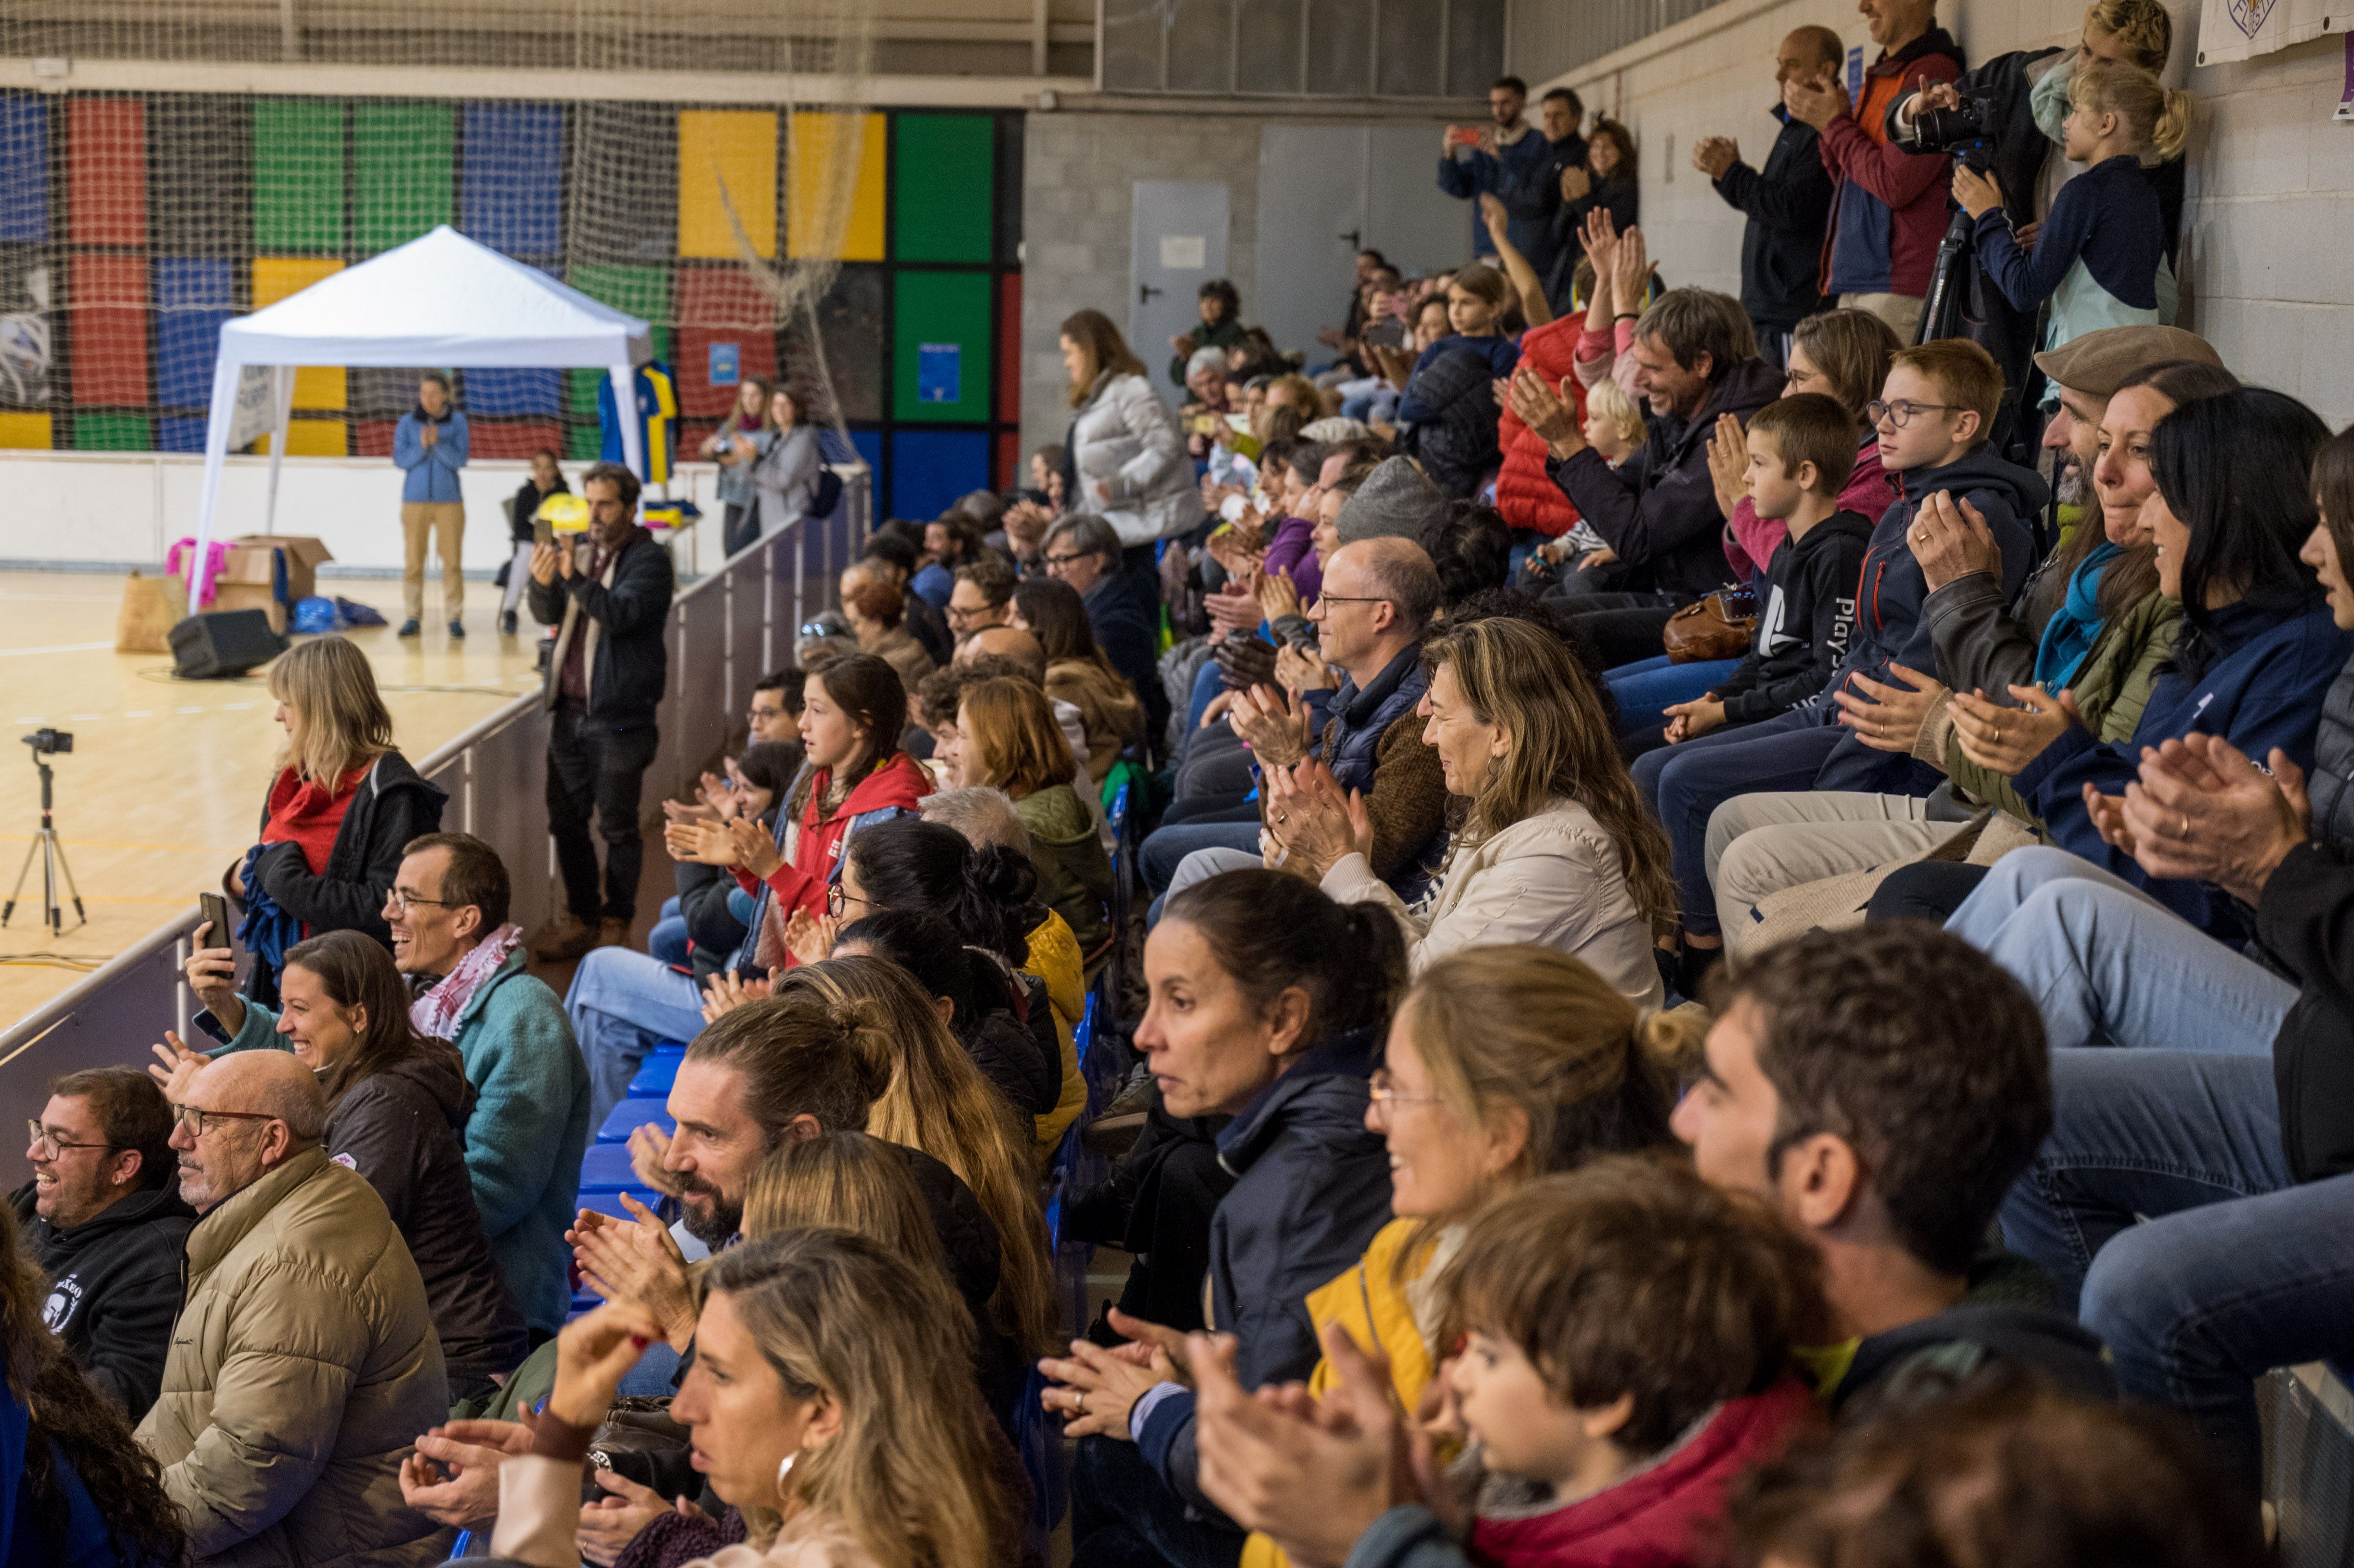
[1694, 27, 1842, 366]
[1437, 76, 1553, 262]
[384, 831, 590, 1341]
[394, 371, 469, 640]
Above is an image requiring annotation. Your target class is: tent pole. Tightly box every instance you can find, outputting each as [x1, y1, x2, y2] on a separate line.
[190, 354, 247, 603]
[264, 367, 296, 535]
[609, 365, 645, 513]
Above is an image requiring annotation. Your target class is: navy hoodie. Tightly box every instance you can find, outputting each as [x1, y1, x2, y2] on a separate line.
[1808, 447, 2049, 794]
[1137, 1024, 1392, 1515]
[1715, 509, 1874, 725]
[2018, 599, 2351, 933]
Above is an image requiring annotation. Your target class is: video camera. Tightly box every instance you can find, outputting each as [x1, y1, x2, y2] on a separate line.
[1907, 87, 1998, 174]
[21, 729, 71, 757]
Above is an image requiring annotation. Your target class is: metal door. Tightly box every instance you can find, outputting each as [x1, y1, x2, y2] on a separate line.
[1255, 126, 1367, 365]
[1254, 124, 1480, 362]
[1129, 180, 1231, 407]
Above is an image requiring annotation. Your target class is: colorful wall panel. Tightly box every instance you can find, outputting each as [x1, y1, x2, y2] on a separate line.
[0, 92, 1022, 502]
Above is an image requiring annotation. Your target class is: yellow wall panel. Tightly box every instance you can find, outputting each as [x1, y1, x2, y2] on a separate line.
[787, 112, 886, 263]
[678, 110, 778, 260]
[0, 412, 52, 449]
[251, 257, 349, 411]
[257, 419, 348, 457]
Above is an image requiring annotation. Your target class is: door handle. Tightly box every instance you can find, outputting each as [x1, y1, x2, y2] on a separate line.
[1340, 228, 1362, 249]
[1139, 283, 1163, 304]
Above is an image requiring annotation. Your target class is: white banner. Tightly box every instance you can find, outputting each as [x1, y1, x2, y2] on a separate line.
[2197, 0, 2348, 65]
[226, 363, 276, 451]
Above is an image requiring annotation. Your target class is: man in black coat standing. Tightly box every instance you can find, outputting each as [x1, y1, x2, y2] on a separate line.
[1694, 26, 1842, 369]
[13, 1068, 194, 1419]
[527, 461, 676, 960]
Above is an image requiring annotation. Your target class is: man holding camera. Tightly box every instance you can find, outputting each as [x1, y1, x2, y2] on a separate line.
[527, 462, 674, 961]
[1781, 0, 1963, 344]
[1437, 75, 1551, 262]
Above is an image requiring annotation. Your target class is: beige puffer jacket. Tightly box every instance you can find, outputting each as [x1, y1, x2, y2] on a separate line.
[136, 1146, 456, 1566]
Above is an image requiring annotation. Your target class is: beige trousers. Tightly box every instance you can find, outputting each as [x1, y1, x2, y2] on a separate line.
[1707, 789, 1965, 953]
[1839, 291, 1928, 345]
[401, 501, 466, 622]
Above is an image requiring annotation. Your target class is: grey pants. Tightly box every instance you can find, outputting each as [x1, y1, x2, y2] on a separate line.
[1707, 790, 1964, 953]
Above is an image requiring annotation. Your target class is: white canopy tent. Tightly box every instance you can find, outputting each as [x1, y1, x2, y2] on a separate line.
[189, 224, 654, 596]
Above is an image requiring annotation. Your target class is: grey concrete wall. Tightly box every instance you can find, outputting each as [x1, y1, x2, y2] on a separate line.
[1533, 0, 2354, 427]
[1019, 110, 1266, 456]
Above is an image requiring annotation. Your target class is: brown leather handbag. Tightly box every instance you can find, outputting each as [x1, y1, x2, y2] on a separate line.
[1662, 592, 1756, 664]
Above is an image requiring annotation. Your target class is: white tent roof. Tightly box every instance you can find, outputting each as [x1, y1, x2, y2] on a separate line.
[218, 224, 653, 367]
[191, 226, 656, 589]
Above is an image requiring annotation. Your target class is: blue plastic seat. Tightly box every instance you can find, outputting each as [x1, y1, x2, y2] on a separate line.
[596, 1097, 675, 1144]
[626, 1049, 684, 1096]
[577, 1142, 648, 1193]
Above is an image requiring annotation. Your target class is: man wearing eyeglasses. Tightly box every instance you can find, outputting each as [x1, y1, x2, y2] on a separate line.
[138, 1050, 454, 1563]
[947, 555, 1016, 648]
[10, 1068, 192, 1420]
[1042, 512, 1166, 742]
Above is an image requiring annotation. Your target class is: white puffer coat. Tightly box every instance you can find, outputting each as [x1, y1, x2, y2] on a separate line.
[1068, 370, 1206, 546]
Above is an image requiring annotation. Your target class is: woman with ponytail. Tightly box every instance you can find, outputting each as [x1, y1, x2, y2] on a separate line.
[489, 1230, 1027, 1568]
[1048, 868, 1406, 1568]
[832, 906, 1061, 1122]
[1235, 943, 1690, 1568]
[1953, 60, 2190, 357]
[667, 654, 930, 974]
[776, 957, 1056, 1433]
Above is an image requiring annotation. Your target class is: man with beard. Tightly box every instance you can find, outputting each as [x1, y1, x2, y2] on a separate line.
[399, 992, 1004, 1540]
[12, 1068, 193, 1419]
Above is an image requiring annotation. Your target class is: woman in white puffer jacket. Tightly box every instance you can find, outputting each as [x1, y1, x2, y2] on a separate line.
[1060, 308, 1206, 547]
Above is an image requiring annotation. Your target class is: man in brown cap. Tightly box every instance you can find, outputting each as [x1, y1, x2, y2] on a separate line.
[1698, 322, 2229, 947]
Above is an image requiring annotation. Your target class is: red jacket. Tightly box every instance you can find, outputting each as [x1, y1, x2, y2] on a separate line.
[1723, 436, 1899, 581]
[735, 751, 931, 923]
[1468, 1378, 1819, 1568]
[1494, 315, 1589, 538]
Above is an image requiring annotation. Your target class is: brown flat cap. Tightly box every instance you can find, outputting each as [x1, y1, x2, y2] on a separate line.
[2034, 326, 2223, 398]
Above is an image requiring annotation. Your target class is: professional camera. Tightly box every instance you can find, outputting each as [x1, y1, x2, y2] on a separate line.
[1907, 88, 1998, 173]
[21, 729, 71, 756]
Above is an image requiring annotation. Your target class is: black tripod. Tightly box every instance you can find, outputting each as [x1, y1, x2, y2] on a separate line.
[3, 747, 85, 935]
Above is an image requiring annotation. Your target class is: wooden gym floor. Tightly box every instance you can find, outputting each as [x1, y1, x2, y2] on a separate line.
[0, 570, 554, 1030]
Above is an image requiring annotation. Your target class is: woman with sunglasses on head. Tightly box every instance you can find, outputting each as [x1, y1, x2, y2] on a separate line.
[1047, 868, 1404, 1568]
[165, 927, 529, 1404]
[480, 1230, 1029, 1568]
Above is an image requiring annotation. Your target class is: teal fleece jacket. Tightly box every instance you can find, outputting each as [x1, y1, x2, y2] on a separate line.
[202, 949, 591, 1337]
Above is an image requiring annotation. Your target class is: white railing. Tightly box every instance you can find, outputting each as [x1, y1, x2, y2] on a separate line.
[0, 469, 868, 1131]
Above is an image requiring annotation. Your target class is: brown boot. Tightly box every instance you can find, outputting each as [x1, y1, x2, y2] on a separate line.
[529, 913, 597, 962]
[596, 916, 633, 950]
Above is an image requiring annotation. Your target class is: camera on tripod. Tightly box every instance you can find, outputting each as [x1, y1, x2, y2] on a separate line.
[1908, 88, 1999, 173]
[22, 728, 72, 757]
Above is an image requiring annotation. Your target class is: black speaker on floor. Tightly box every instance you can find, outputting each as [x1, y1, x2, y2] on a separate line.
[169, 610, 286, 680]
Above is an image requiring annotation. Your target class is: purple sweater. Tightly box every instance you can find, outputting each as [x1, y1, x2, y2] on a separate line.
[1264, 515, 1324, 606]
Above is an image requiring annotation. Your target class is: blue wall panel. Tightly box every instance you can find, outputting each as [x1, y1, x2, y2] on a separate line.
[462, 103, 564, 257]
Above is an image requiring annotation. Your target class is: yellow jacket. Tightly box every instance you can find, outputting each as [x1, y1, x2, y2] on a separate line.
[1242, 1218, 1440, 1568]
[1025, 909, 1090, 1156]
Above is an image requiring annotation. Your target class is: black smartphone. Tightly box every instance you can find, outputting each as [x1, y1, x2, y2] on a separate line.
[198, 893, 232, 950]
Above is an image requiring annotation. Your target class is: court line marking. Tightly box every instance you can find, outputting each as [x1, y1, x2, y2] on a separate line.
[0, 642, 116, 657]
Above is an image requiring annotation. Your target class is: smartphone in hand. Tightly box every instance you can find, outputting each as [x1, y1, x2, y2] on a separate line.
[198, 893, 233, 951]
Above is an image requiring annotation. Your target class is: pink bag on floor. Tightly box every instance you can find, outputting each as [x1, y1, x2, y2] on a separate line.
[165, 538, 230, 608]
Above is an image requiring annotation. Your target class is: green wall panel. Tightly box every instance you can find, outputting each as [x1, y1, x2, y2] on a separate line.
[892, 270, 992, 424]
[566, 264, 674, 415]
[355, 102, 454, 254]
[892, 115, 994, 264]
[74, 412, 153, 451]
[253, 99, 344, 253]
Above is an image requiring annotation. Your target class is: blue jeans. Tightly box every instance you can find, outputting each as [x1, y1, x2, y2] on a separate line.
[1945, 847, 2297, 1054]
[1606, 654, 1740, 736]
[1142, 820, 1263, 895]
[566, 946, 708, 1133]
[1999, 1048, 2354, 1486]
[648, 896, 689, 967]
[1185, 660, 1227, 734]
[1631, 709, 1845, 939]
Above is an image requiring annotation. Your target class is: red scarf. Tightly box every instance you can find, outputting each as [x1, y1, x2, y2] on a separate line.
[261, 763, 371, 874]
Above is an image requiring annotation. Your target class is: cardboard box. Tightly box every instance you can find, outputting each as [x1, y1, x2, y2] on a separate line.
[217, 535, 335, 632]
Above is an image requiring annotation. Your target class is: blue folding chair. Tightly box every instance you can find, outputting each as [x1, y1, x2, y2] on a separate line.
[595, 1098, 675, 1145]
[627, 1043, 686, 1097]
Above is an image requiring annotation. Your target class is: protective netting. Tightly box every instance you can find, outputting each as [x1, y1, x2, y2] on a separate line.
[0, 3, 1028, 514]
